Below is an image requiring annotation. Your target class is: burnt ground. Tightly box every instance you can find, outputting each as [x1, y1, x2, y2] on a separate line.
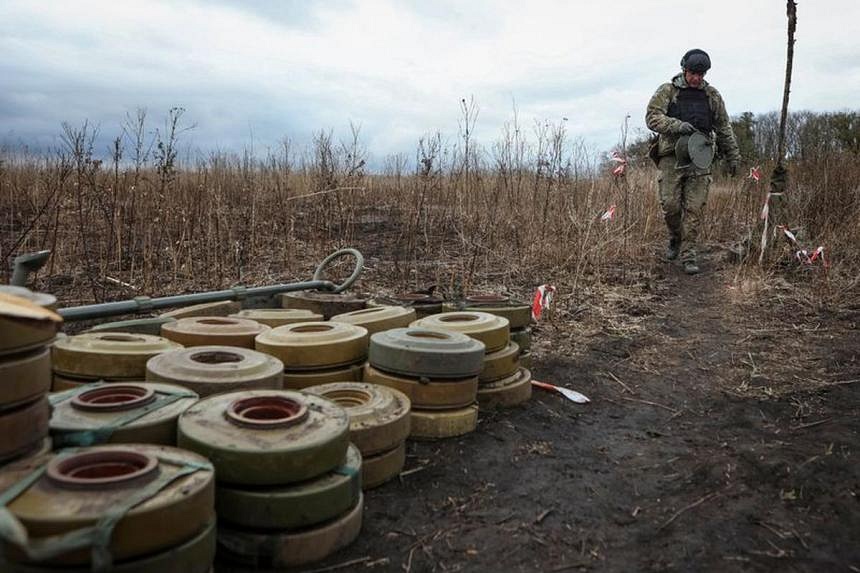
[275, 255, 860, 573]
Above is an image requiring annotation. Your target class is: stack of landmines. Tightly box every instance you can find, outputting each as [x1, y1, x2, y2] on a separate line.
[148, 312, 290, 397]
[255, 319, 370, 388]
[198, 292, 531, 440]
[44, 324, 284, 448]
[0, 290, 217, 573]
[458, 296, 535, 407]
[1, 288, 535, 569]
[178, 389, 364, 568]
[307, 381, 411, 489]
[0, 290, 59, 470]
[253, 304, 416, 389]
[1, 443, 217, 573]
[147, 345, 285, 396]
[413, 308, 533, 408]
[364, 325, 485, 439]
[459, 294, 534, 370]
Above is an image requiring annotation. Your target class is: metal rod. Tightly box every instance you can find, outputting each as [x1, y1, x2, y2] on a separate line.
[10, 250, 51, 286]
[59, 280, 335, 321]
[54, 248, 364, 322]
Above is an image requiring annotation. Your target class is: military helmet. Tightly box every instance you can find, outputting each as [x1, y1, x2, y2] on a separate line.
[680, 49, 711, 73]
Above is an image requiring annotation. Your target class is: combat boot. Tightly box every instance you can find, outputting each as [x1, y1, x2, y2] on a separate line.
[666, 238, 680, 260]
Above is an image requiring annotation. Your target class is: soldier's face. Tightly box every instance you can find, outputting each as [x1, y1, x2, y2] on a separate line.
[685, 70, 705, 88]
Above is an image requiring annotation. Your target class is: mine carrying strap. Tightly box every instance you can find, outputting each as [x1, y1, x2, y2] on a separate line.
[49, 383, 197, 448]
[0, 450, 212, 572]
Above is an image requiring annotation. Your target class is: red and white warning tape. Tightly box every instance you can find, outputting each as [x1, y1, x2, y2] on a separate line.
[758, 191, 784, 263]
[748, 166, 761, 182]
[610, 151, 627, 177]
[777, 225, 828, 268]
[531, 284, 556, 322]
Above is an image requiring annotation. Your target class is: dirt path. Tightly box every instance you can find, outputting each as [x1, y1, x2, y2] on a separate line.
[223, 262, 860, 572]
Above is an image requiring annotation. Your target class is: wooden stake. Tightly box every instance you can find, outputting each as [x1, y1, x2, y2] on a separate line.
[776, 1, 798, 163]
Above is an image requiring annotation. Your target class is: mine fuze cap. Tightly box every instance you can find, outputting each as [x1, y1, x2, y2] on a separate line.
[681, 49, 711, 73]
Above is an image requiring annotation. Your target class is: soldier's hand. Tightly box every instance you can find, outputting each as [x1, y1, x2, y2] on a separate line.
[678, 122, 696, 135]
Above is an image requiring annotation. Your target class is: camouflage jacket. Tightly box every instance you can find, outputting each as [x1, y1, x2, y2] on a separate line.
[646, 73, 740, 162]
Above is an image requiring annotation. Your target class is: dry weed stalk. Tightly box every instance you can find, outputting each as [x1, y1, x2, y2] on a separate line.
[0, 107, 856, 310]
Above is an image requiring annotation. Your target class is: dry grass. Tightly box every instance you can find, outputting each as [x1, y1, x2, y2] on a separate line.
[0, 116, 857, 311]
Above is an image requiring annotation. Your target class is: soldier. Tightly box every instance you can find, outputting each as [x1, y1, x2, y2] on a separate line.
[646, 48, 741, 274]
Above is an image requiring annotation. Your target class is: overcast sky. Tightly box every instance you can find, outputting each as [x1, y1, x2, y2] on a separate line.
[1, 0, 857, 164]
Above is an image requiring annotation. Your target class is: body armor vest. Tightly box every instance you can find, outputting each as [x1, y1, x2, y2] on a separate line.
[667, 88, 713, 133]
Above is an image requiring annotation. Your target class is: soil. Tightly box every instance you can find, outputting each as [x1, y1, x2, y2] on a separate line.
[40, 244, 859, 572]
[267, 256, 860, 572]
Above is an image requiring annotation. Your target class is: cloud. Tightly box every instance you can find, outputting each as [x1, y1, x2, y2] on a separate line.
[1, 0, 857, 164]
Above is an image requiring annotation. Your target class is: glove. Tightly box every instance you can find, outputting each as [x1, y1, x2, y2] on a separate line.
[678, 122, 696, 135]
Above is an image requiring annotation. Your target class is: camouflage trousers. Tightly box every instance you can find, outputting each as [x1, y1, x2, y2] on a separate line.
[657, 156, 712, 263]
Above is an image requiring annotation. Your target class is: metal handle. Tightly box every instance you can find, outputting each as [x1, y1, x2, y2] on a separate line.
[530, 380, 557, 391]
[313, 248, 364, 294]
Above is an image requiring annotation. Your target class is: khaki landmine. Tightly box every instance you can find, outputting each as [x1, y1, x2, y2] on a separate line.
[4, 520, 216, 573]
[52, 332, 182, 380]
[306, 382, 411, 489]
[362, 364, 478, 410]
[362, 365, 479, 440]
[0, 396, 50, 463]
[229, 308, 322, 328]
[178, 390, 350, 485]
[218, 493, 364, 569]
[51, 374, 98, 393]
[368, 328, 485, 379]
[510, 327, 533, 369]
[280, 290, 370, 320]
[510, 327, 532, 352]
[362, 442, 407, 489]
[520, 352, 533, 369]
[411, 311, 510, 354]
[370, 292, 445, 318]
[370, 325, 485, 441]
[215, 444, 362, 530]
[477, 368, 533, 410]
[159, 300, 242, 320]
[255, 321, 369, 370]
[178, 389, 363, 567]
[87, 317, 177, 336]
[305, 383, 411, 455]
[161, 316, 269, 349]
[462, 303, 533, 330]
[282, 361, 364, 390]
[0, 286, 58, 310]
[146, 346, 283, 398]
[0, 444, 214, 568]
[9, 437, 53, 464]
[0, 293, 62, 358]
[49, 382, 199, 448]
[4, 517, 215, 573]
[330, 305, 417, 335]
[0, 347, 52, 411]
[480, 341, 520, 384]
[409, 404, 479, 440]
[464, 292, 511, 304]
